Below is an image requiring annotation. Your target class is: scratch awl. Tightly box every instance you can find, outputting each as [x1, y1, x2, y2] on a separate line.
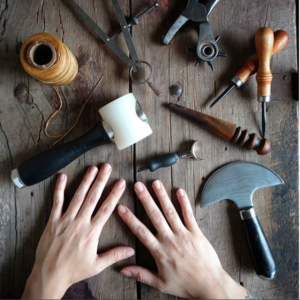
[210, 30, 289, 109]
[255, 27, 274, 139]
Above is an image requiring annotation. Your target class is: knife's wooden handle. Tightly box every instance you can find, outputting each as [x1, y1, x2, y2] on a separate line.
[255, 27, 274, 97]
[236, 30, 289, 83]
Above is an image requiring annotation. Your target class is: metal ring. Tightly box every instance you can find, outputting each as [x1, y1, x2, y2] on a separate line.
[130, 60, 153, 84]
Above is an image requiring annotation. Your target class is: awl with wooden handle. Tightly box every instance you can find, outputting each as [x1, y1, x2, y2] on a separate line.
[210, 30, 289, 108]
[169, 102, 271, 155]
[255, 27, 274, 139]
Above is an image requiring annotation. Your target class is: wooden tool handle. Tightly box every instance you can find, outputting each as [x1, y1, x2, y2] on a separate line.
[255, 27, 274, 97]
[236, 30, 288, 83]
[231, 127, 270, 155]
[169, 103, 271, 155]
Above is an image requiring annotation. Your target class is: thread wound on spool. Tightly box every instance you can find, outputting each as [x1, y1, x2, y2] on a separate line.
[20, 33, 78, 86]
[27, 41, 57, 70]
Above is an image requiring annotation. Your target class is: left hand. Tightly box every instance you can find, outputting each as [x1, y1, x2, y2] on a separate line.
[22, 164, 135, 300]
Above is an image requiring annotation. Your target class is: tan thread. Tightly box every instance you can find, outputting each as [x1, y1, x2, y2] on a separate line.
[44, 76, 104, 145]
[20, 33, 104, 145]
[20, 33, 78, 86]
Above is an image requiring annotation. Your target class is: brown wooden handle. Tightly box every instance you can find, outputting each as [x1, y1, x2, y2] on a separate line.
[255, 27, 274, 97]
[236, 30, 288, 83]
[169, 103, 271, 155]
[230, 127, 271, 155]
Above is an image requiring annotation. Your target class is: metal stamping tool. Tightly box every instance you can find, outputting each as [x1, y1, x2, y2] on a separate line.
[201, 161, 283, 279]
[138, 141, 203, 172]
[163, 0, 225, 71]
[64, 0, 160, 96]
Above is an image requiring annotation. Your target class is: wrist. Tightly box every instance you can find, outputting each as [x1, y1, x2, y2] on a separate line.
[22, 266, 69, 299]
[191, 268, 247, 299]
[206, 270, 247, 299]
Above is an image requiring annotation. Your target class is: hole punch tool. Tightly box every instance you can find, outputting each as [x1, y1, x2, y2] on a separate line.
[163, 0, 225, 71]
[64, 0, 160, 96]
[137, 141, 203, 173]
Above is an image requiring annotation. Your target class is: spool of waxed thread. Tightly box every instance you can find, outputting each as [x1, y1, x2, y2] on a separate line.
[20, 33, 78, 85]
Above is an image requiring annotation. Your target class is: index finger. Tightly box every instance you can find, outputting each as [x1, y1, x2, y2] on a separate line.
[92, 179, 126, 228]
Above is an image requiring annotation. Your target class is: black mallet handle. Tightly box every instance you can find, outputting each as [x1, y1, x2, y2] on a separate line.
[12, 122, 111, 187]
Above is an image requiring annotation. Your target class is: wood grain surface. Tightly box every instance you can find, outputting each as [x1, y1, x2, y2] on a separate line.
[0, 0, 298, 299]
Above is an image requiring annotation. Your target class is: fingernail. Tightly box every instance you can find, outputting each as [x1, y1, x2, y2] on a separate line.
[101, 163, 111, 174]
[89, 166, 98, 175]
[125, 249, 135, 258]
[116, 179, 126, 189]
[118, 205, 127, 214]
[58, 174, 65, 182]
[153, 180, 161, 190]
[121, 270, 132, 277]
[178, 189, 185, 196]
[134, 182, 144, 193]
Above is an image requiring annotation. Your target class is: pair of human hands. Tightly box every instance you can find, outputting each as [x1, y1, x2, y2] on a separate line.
[22, 164, 248, 299]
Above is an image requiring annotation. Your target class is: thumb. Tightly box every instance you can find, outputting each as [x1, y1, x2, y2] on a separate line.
[121, 266, 163, 291]
[96, 247, 135, 273]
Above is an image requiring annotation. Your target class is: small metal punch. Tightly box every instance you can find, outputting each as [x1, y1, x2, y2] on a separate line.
[163, 0, 226, 71]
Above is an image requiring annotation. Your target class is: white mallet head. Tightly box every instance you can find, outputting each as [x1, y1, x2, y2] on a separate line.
[99, 93, 153, 150]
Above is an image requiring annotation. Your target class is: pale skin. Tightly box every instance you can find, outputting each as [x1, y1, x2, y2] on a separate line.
[22, 164, 258, 300]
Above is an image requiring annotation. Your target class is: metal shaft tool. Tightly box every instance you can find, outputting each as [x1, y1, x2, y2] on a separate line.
[201, 161, 283, 279]
[110, 3, 158, 40]
[210, 30, 289, 108]
[138, 141, 203, 172]
[255, 27, 274, 139]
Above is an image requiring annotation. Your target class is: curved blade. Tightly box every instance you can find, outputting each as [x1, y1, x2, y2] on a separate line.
[163, 15, 189, 45]
[201, 161, 283, 210]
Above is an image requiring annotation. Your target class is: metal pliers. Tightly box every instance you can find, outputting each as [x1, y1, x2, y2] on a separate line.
[163, 0, 225, 71]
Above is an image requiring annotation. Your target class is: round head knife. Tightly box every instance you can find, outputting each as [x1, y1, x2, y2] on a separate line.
[200, 161, 284, 280]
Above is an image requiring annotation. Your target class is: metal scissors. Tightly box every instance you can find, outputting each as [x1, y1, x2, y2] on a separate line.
[163, 0, 225, 71]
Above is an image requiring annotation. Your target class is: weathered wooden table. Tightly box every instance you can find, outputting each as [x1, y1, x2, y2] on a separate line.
[0, 0, 298, 299]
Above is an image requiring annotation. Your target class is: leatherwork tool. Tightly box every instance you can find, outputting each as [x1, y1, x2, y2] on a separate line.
[201, 161, 283, 279]
[256, 27, 274, 139]
[138, 141, 203, 172]
[169, 103, 271, 155]
[11, 94, 152, 188]
[210, 30, 289, 108]
[163, 0, 225, 71]
[64, 0, 160, 96]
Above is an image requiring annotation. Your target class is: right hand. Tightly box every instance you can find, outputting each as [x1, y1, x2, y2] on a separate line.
[118, 180, 249, 299]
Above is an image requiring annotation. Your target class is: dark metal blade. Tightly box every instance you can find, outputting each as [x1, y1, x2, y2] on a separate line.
[64, 0, 137, 69]
[112, 0, 140, 70]
[205, 0, 221, 16]
[262, 102, 267, 138]
[210, 82, 236, 109]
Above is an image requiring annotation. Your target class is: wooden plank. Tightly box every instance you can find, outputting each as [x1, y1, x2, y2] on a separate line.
[0, 0, 298, 299]
[132, 0, 298, 299]
[0, 0, 136, 298]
